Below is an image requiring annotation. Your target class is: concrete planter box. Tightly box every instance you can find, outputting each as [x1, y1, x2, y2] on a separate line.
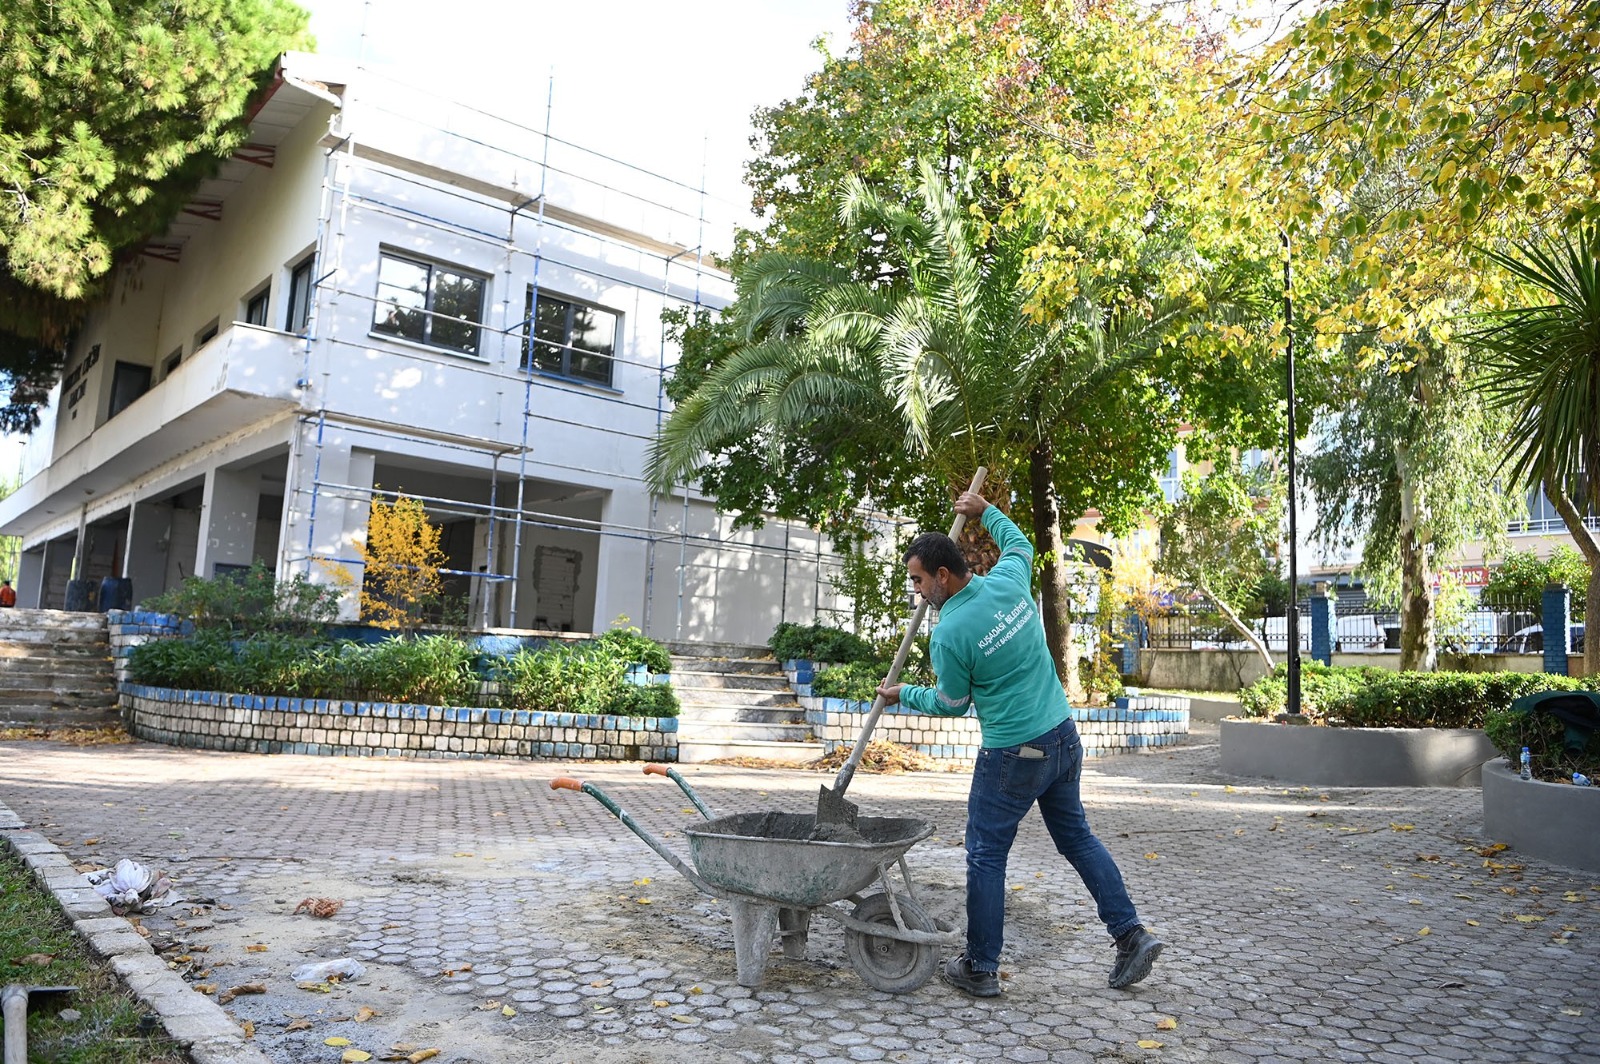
[1482, 759, 1600, 872]
[1220, 718, 1497, 787]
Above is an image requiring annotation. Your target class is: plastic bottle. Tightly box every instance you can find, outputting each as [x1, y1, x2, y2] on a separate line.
[1519, 747, 1532, 781]
[1574, 772, 1593, 787]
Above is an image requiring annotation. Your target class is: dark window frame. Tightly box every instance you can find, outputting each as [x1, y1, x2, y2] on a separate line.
[521, 289, 620, 387]
[371, 251, 488, 356]
[107, 361, 152, 420]
[243, 284, 270, 327]
[285, 255, 315, 333]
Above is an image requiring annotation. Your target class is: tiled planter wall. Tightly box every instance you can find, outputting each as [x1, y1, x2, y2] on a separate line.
[108, 611, 677, 762]
[786, 660, 1188, 765]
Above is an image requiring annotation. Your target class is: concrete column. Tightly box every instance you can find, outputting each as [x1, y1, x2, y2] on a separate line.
[1310, 583, 1333, 666]
[17, 548, 44, 608]
[295, 443, 376, 620]
[195, 467, 259, 579]
[125, 500, 172, 606]
[593, 488, 648, 635]
[1542, 582, 1571, 676]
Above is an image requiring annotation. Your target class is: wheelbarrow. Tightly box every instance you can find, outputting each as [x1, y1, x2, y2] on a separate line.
[550, 764, 962, 992]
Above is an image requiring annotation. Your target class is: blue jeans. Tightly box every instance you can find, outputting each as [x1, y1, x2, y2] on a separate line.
[964, 717, 1141, 972]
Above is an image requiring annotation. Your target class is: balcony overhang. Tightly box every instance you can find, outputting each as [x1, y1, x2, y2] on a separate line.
[0, 326, 303, 538]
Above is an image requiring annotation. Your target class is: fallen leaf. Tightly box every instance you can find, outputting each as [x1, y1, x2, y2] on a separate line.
[633, 878, 652, 886]
[453, 852, 474, 857]
[326, 1037, 352, 1047]
[1564, 892, 1585, 902]
[293, 898, 344, 919]
[689, 986, 702, 995]
[1137, 1039, 1165, 1049]
[406, 1053, 440, 1063]
[355, 1006, 380, 1022]
[475, 1001, 500, 1011]
[1010, 885, 1025, 891]
[1514, 914, 1545, 923]
[1390, 823, 1415, 832]
[1224, 785, 1236, 793]
[652, 1000, 670, 1007]
[1418, 927, 1431, 936]
[245, 944, 269, 953]
[341, 1051, 372, 1063]
[381, 922, 401, 930]
[297, 982, 333, 993]
[590, 979, 611, 988]
[671, 1015, 699, 1024]
[501, 1005, 516, 1017]
[1155, 1018, 1177, 1030]
[635, 898, 652, 905]
[1562, 1008, 1584, 1017]
[286, 1019, 313, 1032]
[441, 964, 473, 977]
[195, 983, 217, 995]
[13, 953, 54, 966]
[1466, 920, 1480, 927]
[219, 984, 266, 1005]
[593, 1006, 614, 1014]
[1144, 853, 1161, 860]
[241, 1020, 255, 1039]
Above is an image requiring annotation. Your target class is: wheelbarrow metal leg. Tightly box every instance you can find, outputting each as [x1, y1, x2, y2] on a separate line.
[778, 907, 811, 960]
[730, 901, 779, 988]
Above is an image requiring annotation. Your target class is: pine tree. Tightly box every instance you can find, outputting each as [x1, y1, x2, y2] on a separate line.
[0, 0, 311, 432]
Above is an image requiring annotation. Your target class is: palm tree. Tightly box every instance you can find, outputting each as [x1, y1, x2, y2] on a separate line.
[1469, 225, 1600, 675]
[649, 159, 1233, 694]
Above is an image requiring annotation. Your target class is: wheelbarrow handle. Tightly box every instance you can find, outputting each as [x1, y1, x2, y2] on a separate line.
[643, 763, 716, 820]
[548, 776, 724, 897]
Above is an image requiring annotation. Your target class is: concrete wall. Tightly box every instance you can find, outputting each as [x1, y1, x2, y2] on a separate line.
[1220, 719, 1499, 787]
[1482, 760, 1600, 872]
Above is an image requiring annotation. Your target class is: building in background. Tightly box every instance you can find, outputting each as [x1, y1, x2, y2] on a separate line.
[0, 54, 848, 643]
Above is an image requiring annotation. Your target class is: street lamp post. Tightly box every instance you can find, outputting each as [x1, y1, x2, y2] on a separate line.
[1281, 230, 1302, 717]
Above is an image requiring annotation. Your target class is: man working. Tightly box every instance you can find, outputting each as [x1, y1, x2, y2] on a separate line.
[0, 580, 15, 608]
[877, 491, 1162, 997]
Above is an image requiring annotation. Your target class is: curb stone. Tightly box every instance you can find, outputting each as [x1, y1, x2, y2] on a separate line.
[0, 798, 273, 1064]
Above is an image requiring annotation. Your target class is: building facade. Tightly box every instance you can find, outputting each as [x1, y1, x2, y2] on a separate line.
[0, 55, 847, 643]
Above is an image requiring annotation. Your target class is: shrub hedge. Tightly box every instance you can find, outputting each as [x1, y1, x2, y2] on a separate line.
[1485, 700, 1600, 781]
[769, 622, 875, 665]
[1239, 662, 1595, 729]
[129, 627, 677, 717]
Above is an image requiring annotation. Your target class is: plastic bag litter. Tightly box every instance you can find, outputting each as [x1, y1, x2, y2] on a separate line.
[84, 858, 180, 912]
[292, 958, 367, 984]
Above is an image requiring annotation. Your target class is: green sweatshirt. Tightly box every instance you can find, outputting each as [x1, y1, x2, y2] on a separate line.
[899, 505, 1069, 748]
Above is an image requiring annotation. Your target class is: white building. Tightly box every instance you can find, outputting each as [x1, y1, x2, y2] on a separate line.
[0, 54, 847, 643]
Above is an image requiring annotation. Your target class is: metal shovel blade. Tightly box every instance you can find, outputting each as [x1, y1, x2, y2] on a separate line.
[815, 779, 860, 833]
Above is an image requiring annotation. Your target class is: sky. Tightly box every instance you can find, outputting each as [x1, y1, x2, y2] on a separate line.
[0, 0, 858, 478]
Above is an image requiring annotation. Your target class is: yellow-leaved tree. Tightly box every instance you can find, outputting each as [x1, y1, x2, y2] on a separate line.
[356, 494, 445, 631]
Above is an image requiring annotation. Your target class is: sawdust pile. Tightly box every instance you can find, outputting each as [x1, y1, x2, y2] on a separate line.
[805, 741, 946, 774]
[0, 725, 133, 746]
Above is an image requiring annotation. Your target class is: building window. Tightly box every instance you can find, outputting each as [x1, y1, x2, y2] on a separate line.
[285, 256, 315, 333]
[1158, 448, 1182, 503]
[243, 285, 270, 327]
[372, 252, 486, 355]
[196, 320, 219, 348]
[108, 361, 152, 420]
[162, 348, 183, 380]
[1514, 478, 1597, 534]
[523, 289, 618, 386]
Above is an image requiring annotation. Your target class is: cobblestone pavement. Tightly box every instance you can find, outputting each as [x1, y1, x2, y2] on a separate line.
[1, 727, 1596, 1064]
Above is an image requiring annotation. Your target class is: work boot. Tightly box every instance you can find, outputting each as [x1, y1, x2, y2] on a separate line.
[941, 953, 1001, 998]
[1108, 926, 1164, 989]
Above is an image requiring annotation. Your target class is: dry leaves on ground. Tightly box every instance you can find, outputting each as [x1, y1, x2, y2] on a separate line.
[293, 897, 345, 918]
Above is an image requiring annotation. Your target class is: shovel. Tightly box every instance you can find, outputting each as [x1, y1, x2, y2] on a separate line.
[815, 466, 988, 833]
[3, 983, 77, 1064]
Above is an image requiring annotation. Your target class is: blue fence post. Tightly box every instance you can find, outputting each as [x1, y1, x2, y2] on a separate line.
[1542, 582, 1572, 676]
[1310, 582, 1333, 666]
[1121, 610, 1144, 677]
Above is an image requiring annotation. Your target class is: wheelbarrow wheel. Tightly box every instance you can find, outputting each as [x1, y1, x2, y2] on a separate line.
[845, 892, 939, 994]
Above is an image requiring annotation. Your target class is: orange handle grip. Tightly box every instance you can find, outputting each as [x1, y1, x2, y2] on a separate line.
[549, 777, 585, 791]
[643, 764, 669, 776]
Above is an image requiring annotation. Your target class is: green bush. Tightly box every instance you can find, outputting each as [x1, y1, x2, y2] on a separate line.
[1239, 662, 1595, 728]
[140, 560, 342, 635]
[338, 635, 480, 706]
[810, 658, 936, 701]
[602, 683, 680, 718]
[129, 629, 232, 690]
[769, 622, 875, 664]
[1485, 700, 1600, 780]
[596, 626, 672, 674]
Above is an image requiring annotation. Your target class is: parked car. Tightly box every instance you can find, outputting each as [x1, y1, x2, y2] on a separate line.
[1496, 624, 1586, 654]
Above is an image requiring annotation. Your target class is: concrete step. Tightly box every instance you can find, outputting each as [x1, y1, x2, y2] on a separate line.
[660, 640, 770, 660]
[675, 737, 826, 764]
[676, 719, 814, 743]
[674, 688, 799, 709]
[0, 675, 118, 694]
[0, 629, 111, 647]
[0, 693, 120, 711]
[0, 705, 122, 727]
[0, 643, 112, 659]
[0, 608, 111, 631]
[669, 670, 790, 692]
[667, 657, 785, 677]
[1, 656, 114, 672]
[676, 704, 804, 725]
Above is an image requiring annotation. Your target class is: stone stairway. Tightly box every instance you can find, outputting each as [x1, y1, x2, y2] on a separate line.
[661, 640, 824, 764]
[0, 609, 119, 728]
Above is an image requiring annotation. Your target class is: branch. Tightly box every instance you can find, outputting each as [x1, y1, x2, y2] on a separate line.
[1197, 577, 1276, 671]
[1544, 470, 1600, 567]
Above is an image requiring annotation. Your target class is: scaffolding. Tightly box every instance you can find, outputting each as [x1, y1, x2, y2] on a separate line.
[272, 61, 866, 641]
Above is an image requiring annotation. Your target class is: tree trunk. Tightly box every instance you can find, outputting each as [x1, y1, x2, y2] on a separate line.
[1395, 446, 1437, 671]
[1545, 473, 1600, 676]
[1198, 579, 1274, 671]
[1028, 439, 1086, 703]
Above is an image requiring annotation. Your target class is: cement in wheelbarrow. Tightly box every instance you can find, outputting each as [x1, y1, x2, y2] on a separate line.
[685, 811, 933, 908]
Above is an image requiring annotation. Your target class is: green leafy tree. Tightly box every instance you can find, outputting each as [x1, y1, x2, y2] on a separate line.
[1303, 352, 1515, 671]
[0, 0, 312, 432]
[0, 470, 18, 583]
[1482, 547, 1591, 614]
[1469, 225, 1600, 675]
[1156, 461, 1285, 669]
